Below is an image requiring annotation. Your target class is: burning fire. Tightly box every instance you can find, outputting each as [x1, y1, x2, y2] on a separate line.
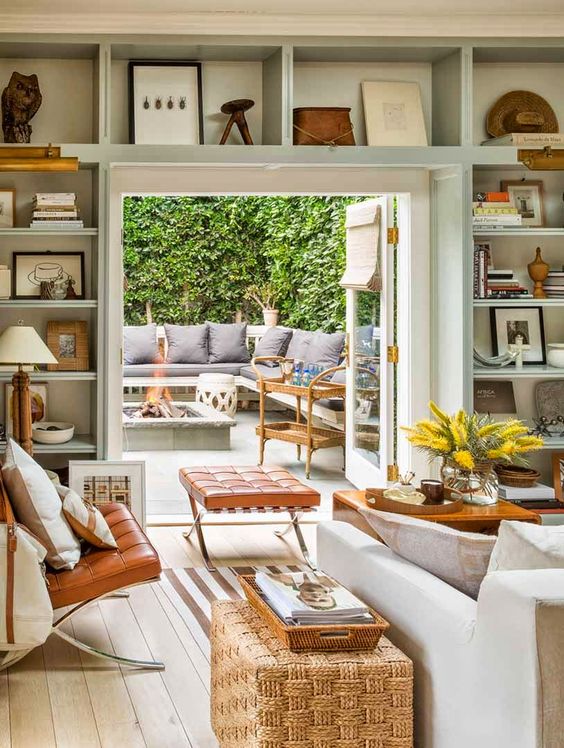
[135, 367, 182, 419]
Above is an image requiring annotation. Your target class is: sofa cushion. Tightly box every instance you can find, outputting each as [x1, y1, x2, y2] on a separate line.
[124, 363, 246, 377]
[307, 331, 346, 368]
[254, 326, 293, 360]
[488, 521, 564, 572]
[359, 507, 495, 599]
[285, 329, 315, 361]
[123, 324, 160, 365]
[240, 364, 282, 382]
[57, 484, 117, 550]
[2, 439, 81, 570]
[165, 323, 208, 364]
[206, 322, 251, 364]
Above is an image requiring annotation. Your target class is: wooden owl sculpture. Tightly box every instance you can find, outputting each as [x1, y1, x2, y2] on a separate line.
[1, 72, 42, 143]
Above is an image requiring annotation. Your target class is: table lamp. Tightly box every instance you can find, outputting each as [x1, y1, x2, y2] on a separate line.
[0, 322, 57, 455]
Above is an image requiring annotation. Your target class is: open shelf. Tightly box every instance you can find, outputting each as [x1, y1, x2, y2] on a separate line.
[474, 228, 564, 237]
[0, 300, 98, 308]
[473, 299, 564, 307]
[0, 371, 97, 382]
[0, 228, 98, 237]
[0, 435, 97, 454]
[474, 366, 564, 379]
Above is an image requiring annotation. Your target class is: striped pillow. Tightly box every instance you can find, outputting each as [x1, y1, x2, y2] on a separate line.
[57, 485, 117, 550]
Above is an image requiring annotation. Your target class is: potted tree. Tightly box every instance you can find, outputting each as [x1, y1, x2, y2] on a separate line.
[245, 282, 279, 326]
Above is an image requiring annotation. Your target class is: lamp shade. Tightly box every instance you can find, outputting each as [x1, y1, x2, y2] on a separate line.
[0, 325, 57, 365]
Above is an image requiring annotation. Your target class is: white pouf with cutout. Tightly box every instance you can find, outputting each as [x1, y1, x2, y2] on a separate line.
[196, 373, 237, 418]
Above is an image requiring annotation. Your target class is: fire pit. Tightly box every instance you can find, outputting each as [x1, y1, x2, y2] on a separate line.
[122, 397, 235, 451]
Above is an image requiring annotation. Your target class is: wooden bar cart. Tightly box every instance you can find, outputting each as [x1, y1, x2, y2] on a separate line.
[252, 356, 346, 478]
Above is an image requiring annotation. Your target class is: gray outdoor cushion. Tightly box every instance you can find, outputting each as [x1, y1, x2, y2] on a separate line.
[240, 364, 282, 382]
[123, 324, 160, 365]
[165, 323, 208, 364]
[123, 363, 246, 377]
[254, 326, 293, 362]
[285, 329, 315, 361]
[206, 322, 251, 364]
[307, 331, 346, 368]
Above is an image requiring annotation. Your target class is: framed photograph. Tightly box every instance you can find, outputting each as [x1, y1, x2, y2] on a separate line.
[5, 382, 47, 437]
[490, 306, 546, 365]
[0, 189, 15, 228]
[128, 61, 203, 145]
[552, 453, 564, 503]
[47, 320, 89, 371]
[13, 251, 85, 300]
[361, 81, 427, 146]
[501, 180, 544, 227]
[69, 460, 146, 527]
[473, 380, 516, 417]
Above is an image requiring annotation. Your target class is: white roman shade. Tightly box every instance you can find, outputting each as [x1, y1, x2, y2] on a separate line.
[339, 201, 382, 292]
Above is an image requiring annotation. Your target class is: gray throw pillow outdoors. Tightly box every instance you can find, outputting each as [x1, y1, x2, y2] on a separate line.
[206, 321, 251, 364]
[286, 329, 315, 361]
[254, 326, 293, 362]
[360, 507, 495, 599]
[123, 324, 160, 365]
[165, 323, 208, 364]
[307, 331, 346, 369]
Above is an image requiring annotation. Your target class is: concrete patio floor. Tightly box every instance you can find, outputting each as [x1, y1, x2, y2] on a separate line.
[124, 409, 352, 521]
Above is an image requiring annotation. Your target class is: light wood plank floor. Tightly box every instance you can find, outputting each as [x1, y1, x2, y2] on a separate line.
[1, 523, 317, 748]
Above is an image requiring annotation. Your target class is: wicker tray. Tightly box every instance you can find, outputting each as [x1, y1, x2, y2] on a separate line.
[366, 486, 464, 515]
[239, 575, 388, 652]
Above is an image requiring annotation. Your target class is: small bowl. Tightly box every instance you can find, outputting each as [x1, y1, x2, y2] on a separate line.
[32, 422, 75, 444]
[547, 343, 564, 369]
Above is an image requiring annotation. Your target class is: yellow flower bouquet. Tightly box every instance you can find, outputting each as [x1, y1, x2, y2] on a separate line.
[403, 402, 544, 504]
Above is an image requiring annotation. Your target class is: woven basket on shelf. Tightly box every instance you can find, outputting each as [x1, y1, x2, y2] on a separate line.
[239, 574, 388, 652]
[494, 464, 541, 488]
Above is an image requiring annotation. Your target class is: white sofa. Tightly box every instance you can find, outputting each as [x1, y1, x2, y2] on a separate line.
[318, 521, 564, 748]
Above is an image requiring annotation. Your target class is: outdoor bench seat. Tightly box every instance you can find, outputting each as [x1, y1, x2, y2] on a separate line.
[123, 363, 247, 377]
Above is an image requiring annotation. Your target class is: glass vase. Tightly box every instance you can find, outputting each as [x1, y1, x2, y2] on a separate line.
[440, 459, 499, 505]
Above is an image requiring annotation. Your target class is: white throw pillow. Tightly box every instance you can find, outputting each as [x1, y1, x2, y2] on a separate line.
[1, 439, 81, 570]
[360, 507, 495, 599]
[56, 484, 117, 550]
[488, 520, 564, 572]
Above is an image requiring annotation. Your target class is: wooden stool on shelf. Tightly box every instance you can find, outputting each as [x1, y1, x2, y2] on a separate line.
[179, 465, 320, 571]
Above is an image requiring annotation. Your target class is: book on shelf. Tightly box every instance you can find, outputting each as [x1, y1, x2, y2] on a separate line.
[473, 215, 522, 226]
[473, 245, 489, 298]
[473, 208, 518, 216]
[472, 201, 512, 209]
[30, 192, 83, 229]
[509, 500, 563, 512]
[254, 571, 373, 626]
[488, 269, 515, 279]
[481, 132, 564, 147]
[33, 192, 76, 204]
[498, 483, 555, 501]
[32, 211, 79, 219]
[30, 221, 84, 230]
[474, 191, 510, 203]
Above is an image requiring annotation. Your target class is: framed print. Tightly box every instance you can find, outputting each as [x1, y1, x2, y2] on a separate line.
[5, 382, 47, 437]
[490, 306, 546, 365]
[361, 81, 427, 146]
[552, 453, 564, 502]
[501, 180, 544, 227]
[128, 61, 203, 145]
[0, 189, 15, 228]
[47, 320, 89, 371]
[473, 380, 516, 418]
[13, 251, 85, 299]
[69, 460, 146, 527]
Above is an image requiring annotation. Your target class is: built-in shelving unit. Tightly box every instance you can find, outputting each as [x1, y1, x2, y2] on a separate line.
[0, 33, 562, 488]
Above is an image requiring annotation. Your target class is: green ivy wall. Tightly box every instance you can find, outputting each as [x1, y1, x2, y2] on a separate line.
[123, 195, 364, 332]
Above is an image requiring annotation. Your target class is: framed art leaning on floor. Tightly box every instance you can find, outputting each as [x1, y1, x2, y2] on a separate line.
[69, 460, 146, 528]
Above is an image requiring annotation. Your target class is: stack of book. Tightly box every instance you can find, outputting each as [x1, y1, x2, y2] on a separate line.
[255, 571, 373, 626]
[473, 192, 522, 230]
[473, 251, 530, 300]
[498, 483, 555, 502]
[543, 269, 564, 299]
[481, 132, 564, 147]
[30, 193, 83, 230]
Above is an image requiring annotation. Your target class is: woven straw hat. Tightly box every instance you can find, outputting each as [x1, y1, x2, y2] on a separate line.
[486, 90, 558, 137]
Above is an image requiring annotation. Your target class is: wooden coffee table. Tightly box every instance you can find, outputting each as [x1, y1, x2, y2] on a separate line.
[333, 489, 541, 537]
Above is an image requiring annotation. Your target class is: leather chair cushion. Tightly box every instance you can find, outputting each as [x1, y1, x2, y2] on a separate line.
[47, 503, 161, 609]
[179, 466, 320, 510]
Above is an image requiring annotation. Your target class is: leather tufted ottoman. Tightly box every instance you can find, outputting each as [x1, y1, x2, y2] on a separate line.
[179, 466, 320, 571]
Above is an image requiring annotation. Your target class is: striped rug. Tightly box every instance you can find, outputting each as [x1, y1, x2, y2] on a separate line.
[158, 565, 304, 655]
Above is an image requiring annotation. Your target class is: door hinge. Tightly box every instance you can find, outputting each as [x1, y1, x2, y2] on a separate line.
[387, 464, 399, 482]
[387, 345, 399, 364]
[387, 226, 399, 244]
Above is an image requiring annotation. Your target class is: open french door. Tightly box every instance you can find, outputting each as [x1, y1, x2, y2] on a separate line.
[345, 194, 399, 489]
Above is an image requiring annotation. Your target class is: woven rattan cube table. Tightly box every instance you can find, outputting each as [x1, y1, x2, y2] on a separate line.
[211, 600, 413, 748]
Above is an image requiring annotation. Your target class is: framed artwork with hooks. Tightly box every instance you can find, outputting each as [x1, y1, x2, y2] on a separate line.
[128, 61, 203, 145]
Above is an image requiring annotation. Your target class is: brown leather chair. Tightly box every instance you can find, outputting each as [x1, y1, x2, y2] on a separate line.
[0, 474, 164, 671]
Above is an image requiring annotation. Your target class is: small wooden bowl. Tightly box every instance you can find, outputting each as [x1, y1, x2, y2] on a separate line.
[495, 464, 540, 488]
